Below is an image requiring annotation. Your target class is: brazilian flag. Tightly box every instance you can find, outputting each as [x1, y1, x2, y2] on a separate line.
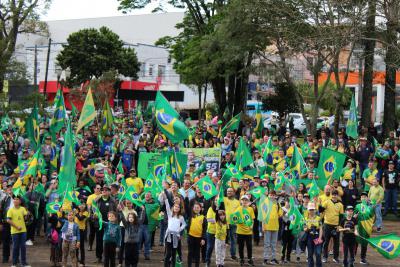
[196, 176, 217, 200]
[222, 112, 241, 136]
[229, 210, 243, 225]
[317, 148, 346, 180]
[367, 234, 400, 259]
[46, 201, 62, 214]
[124, 186, 144, 207]
[155, 91, 188, 143]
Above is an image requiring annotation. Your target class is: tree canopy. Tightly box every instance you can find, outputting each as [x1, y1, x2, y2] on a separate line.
[56, 26, 140, 86]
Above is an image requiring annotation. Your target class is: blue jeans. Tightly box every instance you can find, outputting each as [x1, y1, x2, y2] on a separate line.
[307, 237, 322, 267]
[228, 224, 237, 257]
[139, 224, 151, 257]
[205, 233, 215, 264]
[374, 203, 382, 228]
[12, 232, 27, 266]
[384, 189, 398, 213]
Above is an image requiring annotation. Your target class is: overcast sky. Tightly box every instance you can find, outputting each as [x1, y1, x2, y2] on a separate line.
[43, 0, 182, 21]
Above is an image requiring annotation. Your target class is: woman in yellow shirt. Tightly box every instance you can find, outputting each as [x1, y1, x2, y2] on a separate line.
[235, 195, 255, 266]
[75, 203, 89, 266]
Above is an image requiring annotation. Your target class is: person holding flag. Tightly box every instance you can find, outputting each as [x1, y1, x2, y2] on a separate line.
[262, 190, 282, 265]
[303, 202, 323, 267]
[235, 194, 255, 266]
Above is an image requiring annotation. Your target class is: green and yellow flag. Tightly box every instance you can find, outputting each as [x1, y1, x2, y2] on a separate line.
[25, 104, 40, 149]
[196, 176, 217, 200]
[255, 105, 263, 137]
[288, 197, 304, 235]
[249, 186, 266, 199]
[155, 91, 189, 143]
[230, 210, 243, 225]
[222, 112, 241, 136]
[92, 202, 103, 230]
[290, 145, 306, 179]
[46, 201, 62, 214]
[235, 137, 253, 171]
[22, 149, 40, 182]
[317, 148, 346, 180]
[58, 120, 76, 193]
[366, 234, 400, 259]
[50, 89, 67, 134]
[242, 208, 253, 227]
[124, 186, 144, 207]
[307, 179, 321, 199]
[257, 194, 273, 223]
[355, 200, 375, 246]
[346, 93, 358, 139]
[76, 88, 96, 133]
[101, 100, 114, 135]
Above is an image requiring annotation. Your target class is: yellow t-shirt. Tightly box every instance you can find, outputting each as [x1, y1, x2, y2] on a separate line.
[305, 215, 321, 229]
[224, 197, 240, 224]
[318, 194, 331, 203]
[7, 206, 27, 234]
[215, 222, 228, 240]
[235, 206, 255, 235]
[206, 208, 216, 234]
[126, 177, 144, 194]
[262, 202, 283, 231]
[189, 215, 205, 238]
[321, 199, 343, 225]
[75, 211, 89, 230]
[86, 193, 100, 207]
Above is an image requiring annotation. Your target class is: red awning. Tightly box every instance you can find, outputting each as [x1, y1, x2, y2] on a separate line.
[38, 81, 71, 93]
[120, 80, 159, 90]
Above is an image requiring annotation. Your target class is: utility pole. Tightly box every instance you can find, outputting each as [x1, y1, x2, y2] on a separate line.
[33, 45, 38, 87]
[43, 38, 52, 101]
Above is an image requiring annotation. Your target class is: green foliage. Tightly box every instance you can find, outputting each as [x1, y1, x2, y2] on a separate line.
[0, 0, 50, 91]
[262, 83, 299, 117]
[56, 27, 140, 86]
[4, 58, 31, 85]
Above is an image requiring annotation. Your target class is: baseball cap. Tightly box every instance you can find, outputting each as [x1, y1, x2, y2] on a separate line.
[240, 195, 250, 200]
[307, 202, 316, 210]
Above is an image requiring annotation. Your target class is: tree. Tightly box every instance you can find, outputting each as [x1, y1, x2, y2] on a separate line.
[119, 0, 252, 119]
[262, 83, 299, 118]
[0, 0, 49, 91]
[4, 57, 31, 85]
[361, 0, 376, 128]
[56, 26, 140, 86]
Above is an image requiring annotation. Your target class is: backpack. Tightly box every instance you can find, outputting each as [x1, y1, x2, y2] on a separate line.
[48, 229, 59, 245]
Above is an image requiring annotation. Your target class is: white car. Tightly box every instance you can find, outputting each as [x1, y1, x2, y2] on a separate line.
[287, 113, 307, 136]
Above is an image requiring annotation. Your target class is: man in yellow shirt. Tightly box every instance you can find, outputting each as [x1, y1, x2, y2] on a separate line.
[7, 196, 31, 267]
[125, 169, 143, 194]
[235, 195, 255, 266]
[368, 178, 384, 231]
[224, 187, 240, 260]
[321, 190, 343, 263]
[262, 190, 282, 265]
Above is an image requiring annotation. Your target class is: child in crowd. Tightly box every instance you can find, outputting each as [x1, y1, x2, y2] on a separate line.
[75, 203, 89, 267]
[281, 199, 294, 263]
[103, 211, 121, 267]
[119, 207, 144, 267]
[215, 210, 228, 267]
[61, 211, 80, 267]
[7, 195, 31, 267]
[162, 191, 186, 267]
[187, 202, 207, 267]
[339, 206, 358, 267]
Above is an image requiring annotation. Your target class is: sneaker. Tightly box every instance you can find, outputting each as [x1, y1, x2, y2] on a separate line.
[377, 227, 382, 233]
[240, 259, 245, 266]
[25, 240, 33, 246]
[11, 265, 17, 267]
[296, 257, 300, 262]
[117, 264, 122, 267]
[333, 258, 339, 263]
[270, 259, 279, 265]
[22, 265, 31, 267]
[263, 259, 269, 265]
[360, 259, 369, 265]
[248, 259, 255, 266]
[329, 250, 334, 256]
[282, 260, 288, 264]
[322, 258, 328, 263]
[231, 255, 238, 260]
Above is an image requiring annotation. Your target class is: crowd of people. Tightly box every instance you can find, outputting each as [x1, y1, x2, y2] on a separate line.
[0, 108, 399, 267]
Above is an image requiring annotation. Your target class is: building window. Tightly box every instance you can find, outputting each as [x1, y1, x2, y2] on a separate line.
[149, 64, 154, 77]
[140, 63, 146, 77]
[158, 65, 166, 78]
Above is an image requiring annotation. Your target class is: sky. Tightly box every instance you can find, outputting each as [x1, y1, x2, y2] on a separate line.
[42, 0, 181, 21]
